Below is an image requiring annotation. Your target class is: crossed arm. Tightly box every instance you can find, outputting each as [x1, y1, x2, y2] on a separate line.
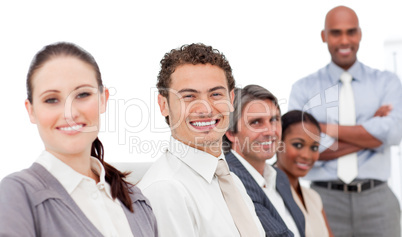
[318, 105, 392, 161]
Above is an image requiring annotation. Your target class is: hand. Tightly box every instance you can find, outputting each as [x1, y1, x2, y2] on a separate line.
[374, 104, 392, 117]
[320, 123, 338, 138]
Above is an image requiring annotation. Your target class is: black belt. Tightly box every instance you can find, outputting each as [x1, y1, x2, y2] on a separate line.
[312, 179, 384, 193]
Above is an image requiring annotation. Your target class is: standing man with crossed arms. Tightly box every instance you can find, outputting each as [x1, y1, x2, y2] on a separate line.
[289, 5, 402, 237]
[138, 43, 265, 237]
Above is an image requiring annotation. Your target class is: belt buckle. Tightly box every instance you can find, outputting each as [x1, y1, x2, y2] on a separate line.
[343, 182, 363, 193]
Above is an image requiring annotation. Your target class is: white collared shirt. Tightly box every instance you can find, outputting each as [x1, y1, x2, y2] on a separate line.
[138, 137, 265, 237]
[35, 151, 133, 237]
[231, 150, 300, 237]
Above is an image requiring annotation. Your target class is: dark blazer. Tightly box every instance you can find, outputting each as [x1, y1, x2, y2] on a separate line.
[226, 151, 305, 237]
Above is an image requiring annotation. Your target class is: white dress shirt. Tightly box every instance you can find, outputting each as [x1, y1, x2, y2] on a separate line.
[35, 151, 133, 237]
[232, 150, 300, 237]
[138, 137, 265, 237]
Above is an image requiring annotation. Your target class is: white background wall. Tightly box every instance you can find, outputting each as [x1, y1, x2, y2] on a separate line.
[385, 39, 402, 209]
[1, 0, 402, 185]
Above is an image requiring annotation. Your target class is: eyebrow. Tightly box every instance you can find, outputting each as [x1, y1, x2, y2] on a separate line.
[290, 137, 305, 142]
[289, 136, 320, 144]
[39, 84, 96, 97]
[74, 84, 96, 90]
[329, 27, 358, 33]
[177, 86, 227, 94]
[40, 89, 60, 97]
[247, 113, 279, 122]
[208, 86, 226, 92]
[178, 88, 199, 94]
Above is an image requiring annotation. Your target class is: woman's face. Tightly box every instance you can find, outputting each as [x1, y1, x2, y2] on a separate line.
[25, 56, 108, 159]
[277, 122, 320, 179]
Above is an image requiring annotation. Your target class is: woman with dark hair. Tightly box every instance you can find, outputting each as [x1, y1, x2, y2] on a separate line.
[0, 42, 158, 236]
[276, 110, 333, 237]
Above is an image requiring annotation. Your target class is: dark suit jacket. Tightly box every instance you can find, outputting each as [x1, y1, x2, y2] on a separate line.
[226, 151, 305, 237]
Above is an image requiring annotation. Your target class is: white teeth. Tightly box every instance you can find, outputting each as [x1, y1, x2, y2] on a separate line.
[296, 162, 309, 168]
[339, 48, 351, 53]
[59, 125, 83, 131]
[260, 141, 272, 145]
[192, 120, 216, 127]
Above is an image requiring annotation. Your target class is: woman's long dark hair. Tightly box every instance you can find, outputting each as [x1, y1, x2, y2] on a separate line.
[27, 42, 134, 212]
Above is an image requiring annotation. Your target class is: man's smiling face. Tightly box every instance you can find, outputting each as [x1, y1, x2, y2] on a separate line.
[158, 63, 234, 156]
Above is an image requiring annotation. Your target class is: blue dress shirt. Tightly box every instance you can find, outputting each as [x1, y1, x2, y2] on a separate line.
[289, 61, 402, 181]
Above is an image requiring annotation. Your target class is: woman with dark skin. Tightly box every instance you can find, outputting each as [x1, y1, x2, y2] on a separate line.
[276, 110, 333, 237]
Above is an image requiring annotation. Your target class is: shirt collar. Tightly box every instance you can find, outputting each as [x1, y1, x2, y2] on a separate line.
[168, 136, 222, 184]
[230, 149, 266, 188]
[263, 163, 277, 191]
[35, 151, 111, 199]
[328, 60, 361, 83]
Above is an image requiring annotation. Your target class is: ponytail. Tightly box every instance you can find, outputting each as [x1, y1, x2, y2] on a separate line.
[91, 137, 134, 212]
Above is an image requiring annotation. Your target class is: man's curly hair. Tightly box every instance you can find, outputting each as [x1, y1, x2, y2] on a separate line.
[157, 43, 235, 98]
